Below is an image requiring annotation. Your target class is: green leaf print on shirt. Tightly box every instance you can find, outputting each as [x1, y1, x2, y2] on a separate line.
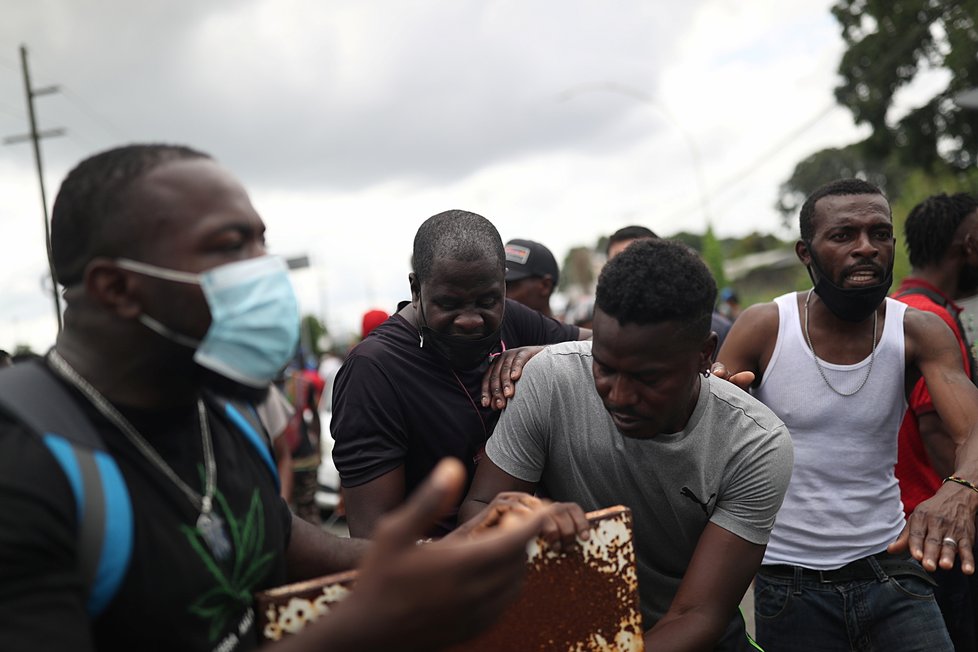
[182, 487, 276, 643]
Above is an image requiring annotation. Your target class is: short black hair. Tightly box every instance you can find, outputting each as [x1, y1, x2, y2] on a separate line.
[799, 178, 886, 242]
[51, 144, 212, 287]
[607, 225, 658, 255]
[412, 210, 505, 284]
[596, 238, 715, 339]
[905, 193, 978, 268]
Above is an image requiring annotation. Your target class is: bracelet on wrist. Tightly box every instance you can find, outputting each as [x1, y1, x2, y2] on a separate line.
[943, 475, 978, 495]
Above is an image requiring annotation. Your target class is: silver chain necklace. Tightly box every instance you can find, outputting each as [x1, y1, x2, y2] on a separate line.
[803, 289, 878, 397]
[48, 350, 231, 560]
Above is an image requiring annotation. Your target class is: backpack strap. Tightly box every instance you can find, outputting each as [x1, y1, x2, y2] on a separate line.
[894, 286, 977, 383]
[893, 286, 950, 308]
[205, 392, 281, 492]
[0, 359, 133, 617]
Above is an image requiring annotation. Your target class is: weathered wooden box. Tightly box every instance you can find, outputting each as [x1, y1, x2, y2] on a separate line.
[255, 505, 643, 651]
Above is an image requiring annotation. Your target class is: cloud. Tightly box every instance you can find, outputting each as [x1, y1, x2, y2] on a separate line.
[0, 0, 870, 348]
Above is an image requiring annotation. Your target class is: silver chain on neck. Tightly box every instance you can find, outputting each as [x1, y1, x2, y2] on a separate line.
[803, 289, 878, 397]
[47, 350, 216, 515]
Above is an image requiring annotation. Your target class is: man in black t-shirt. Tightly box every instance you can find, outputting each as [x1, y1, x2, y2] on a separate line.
[332, 210, 590, 538]
[0, 145, 562, 651]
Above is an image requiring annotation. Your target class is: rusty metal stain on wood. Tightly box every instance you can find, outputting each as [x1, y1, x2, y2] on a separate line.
[255, 505, 644, 651]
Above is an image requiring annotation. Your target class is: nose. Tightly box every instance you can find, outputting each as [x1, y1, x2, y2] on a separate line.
[852, 231, 879, 259]
[605, 374, 637, 408]
[453, 310, 485, 334]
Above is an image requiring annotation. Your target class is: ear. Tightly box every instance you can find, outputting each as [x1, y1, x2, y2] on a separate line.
[409, 272, 421, 306]
[540, 275, 555, 297]
[795, 239, 811, 266]
[963, 233, 978, 266]
[699, 331, 719, 373]
[83, 258, 143, 319]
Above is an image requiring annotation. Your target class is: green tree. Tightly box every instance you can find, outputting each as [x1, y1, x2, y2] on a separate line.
[833, 0, 978, 169]
[779, 0, 978, 222]
[558, 246, 597, 292]
[299, 314, 328, 360]
[701, 224, 729, 290]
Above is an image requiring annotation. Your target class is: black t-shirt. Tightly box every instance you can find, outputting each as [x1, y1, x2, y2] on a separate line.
[0, 378, 291, 651]
[330, 298, 579, 530]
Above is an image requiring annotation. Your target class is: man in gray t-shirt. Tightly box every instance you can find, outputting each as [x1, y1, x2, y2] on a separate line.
[461, 239, 793, 651]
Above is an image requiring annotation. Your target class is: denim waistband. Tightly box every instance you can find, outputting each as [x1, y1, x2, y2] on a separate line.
[759, 551, 936, 586]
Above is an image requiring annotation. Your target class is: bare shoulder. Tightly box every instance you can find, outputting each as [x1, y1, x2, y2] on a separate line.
[902, 304, 950, 335]
[725, 301, 780, 348]
[717, 300, 782, 376]
[902, 305, 960, 363]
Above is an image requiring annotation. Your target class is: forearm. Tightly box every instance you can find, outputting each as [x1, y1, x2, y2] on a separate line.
[458, 497, 492, 525]
[286, 514, 372, 582]
[644, 608, 731, 652]
[917, 413, 957, 478]
[951, 423, 978, 483]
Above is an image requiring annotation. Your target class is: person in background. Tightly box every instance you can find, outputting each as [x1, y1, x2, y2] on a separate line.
[504, 238, 560, 319]
[717, 287, 742, 321]
[360, 308, 389, 340]
[282, 355, 325, 524]
[892, 192, 978, 650]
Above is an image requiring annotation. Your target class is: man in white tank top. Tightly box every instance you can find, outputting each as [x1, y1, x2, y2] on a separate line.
[715, 178, 978, 651]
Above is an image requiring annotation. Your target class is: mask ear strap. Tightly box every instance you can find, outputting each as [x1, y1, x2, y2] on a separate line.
[116, 258, 201, 284]
[139, 314, 202, 348]
[417, 296, 427, 348]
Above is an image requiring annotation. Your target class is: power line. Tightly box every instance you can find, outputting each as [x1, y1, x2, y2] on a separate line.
[3, 45, 65, 333]
[60, 84, 129, 141]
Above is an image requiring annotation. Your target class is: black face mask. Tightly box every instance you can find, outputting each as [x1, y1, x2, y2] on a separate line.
[805, 244, 893, 322]
[417, 299, 503, 370]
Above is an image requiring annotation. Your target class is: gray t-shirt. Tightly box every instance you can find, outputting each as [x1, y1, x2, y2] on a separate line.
[486, 340, 793, 626]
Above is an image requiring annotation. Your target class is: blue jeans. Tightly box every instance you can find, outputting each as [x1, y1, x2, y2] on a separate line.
[754, 557, 952, 651]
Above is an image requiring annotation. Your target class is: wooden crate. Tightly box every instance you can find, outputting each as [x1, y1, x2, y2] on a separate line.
[255, 505, 643, 651]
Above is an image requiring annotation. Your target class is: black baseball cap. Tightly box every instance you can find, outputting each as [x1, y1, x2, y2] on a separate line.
[505, 239, 559, 285]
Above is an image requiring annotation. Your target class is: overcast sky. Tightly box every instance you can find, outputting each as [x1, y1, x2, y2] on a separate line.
[1, 0, 875, 351]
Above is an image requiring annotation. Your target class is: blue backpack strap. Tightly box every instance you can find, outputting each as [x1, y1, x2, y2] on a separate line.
[0, 359, 133, 617]
[206, 392, 281, 492]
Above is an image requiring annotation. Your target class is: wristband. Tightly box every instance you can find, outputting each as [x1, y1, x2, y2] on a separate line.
[943, 475, 978, 495]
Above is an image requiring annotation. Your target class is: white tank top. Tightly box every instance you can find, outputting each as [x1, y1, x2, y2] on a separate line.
[753, 293, 907, 568]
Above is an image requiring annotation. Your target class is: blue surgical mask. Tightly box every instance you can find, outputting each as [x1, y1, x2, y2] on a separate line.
[115, 255, 300, 388]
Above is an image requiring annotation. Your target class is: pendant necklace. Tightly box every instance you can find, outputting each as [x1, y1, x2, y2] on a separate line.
[803, 289, 878, 397]
[48, 350, 232, 560]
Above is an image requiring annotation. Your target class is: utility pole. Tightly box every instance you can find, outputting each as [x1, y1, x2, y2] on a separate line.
[3, 45, 66, 332]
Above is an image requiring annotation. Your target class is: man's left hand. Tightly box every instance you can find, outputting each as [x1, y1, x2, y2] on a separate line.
[481, 346, 545, 410]
[889, 481, 977, 574]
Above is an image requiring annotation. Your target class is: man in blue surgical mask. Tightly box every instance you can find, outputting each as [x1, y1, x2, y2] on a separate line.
[331, 210, 592, 539]
[0, 144, 563, 651]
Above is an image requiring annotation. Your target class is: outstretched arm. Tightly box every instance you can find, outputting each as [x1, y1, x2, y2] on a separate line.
[644, 524, 765, 651]
[460, 458, 589, 551]
[276, 458, 555, 652]
[714, 302, 779, 388]
[891, 309, 978, 574]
